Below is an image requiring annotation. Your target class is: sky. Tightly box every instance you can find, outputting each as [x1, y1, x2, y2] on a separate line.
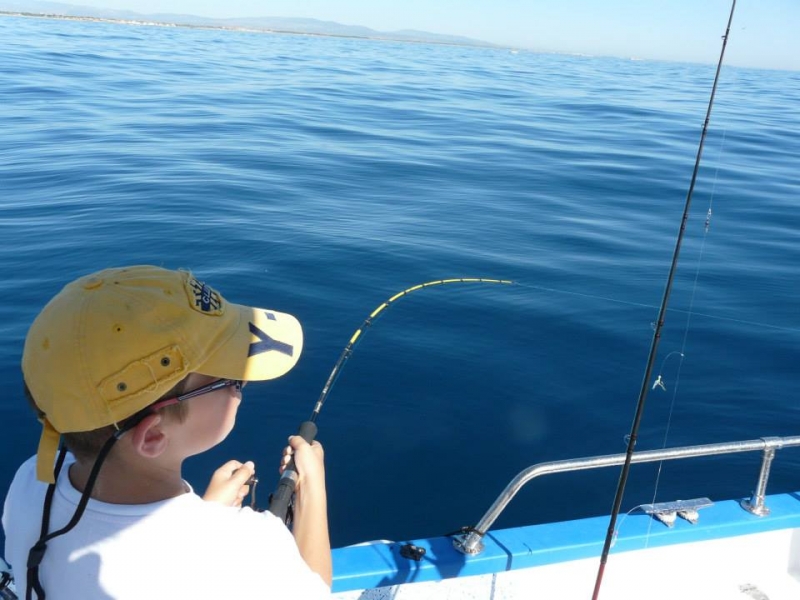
[33, 0, 800, 71]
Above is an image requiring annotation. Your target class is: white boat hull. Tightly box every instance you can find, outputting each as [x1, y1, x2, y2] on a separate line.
[331, 492, 800, 599]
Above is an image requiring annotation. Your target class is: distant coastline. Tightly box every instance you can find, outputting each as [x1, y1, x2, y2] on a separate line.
[0, 10, 504, 49]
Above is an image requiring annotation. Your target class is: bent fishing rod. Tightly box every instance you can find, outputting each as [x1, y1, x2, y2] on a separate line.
[591, 2, 737, 599]
[266, 278, 513, 521]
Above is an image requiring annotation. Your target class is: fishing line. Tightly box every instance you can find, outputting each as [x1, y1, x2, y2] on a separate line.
[643, 127, 730, 535]
[703, 128, 728, 235]
[515, 282, 659, 311]
[266, 277, 514, 521]
[610, 503, 649, 548]
[592, 2, 738, 598]
[515, 281, 800, 334]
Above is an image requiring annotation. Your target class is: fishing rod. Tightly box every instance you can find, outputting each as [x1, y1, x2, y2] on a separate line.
[267, 277, 514, 521]
[591, 2, 737, 598]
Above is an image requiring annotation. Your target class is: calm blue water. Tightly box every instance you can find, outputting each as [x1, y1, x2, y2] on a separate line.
[1, 15, 799, 550]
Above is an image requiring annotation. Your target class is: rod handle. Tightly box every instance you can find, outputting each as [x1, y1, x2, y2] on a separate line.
[267, 421, 318, 521]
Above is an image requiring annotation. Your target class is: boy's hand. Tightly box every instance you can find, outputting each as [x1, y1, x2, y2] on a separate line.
[280, 436, 325, 493]
[203, 459, 255, 507]
[280, 436, 331, 587]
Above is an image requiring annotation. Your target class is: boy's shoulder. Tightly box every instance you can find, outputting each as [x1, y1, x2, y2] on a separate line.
[5, 455, 43, 511]
[9, 454, 38, 483]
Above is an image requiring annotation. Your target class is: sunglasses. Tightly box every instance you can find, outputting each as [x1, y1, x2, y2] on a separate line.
[151, 378, 243, 410]
[117, 378, 243, 436]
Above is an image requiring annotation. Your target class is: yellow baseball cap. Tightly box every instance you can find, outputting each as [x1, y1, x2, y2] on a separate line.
[22, 265, 304, 483]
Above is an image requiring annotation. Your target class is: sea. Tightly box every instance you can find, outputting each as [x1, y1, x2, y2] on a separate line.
[1, 15, 798, 552]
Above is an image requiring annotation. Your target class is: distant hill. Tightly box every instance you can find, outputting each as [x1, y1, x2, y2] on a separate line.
[0, 0, 498, 47]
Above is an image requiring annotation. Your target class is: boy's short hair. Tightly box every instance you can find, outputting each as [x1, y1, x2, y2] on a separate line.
[24, 380, 190, 463]
[23, 265, 304, 483]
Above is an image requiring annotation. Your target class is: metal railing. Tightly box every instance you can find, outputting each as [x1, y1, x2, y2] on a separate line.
[453, 435, 800, 555]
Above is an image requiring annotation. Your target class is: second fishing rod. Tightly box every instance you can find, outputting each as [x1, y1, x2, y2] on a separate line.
[591, 1, 738, 598]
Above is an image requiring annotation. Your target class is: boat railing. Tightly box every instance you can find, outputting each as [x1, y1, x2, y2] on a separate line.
[453, 435, 800, 555]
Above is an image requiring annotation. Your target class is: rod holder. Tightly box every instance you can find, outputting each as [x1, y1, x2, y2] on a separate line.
[740, 437, 782, 517]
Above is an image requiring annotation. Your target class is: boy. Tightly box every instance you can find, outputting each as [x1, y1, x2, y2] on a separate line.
[2, 265, 332, 598]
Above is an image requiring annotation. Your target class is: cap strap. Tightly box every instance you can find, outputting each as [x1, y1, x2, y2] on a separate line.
[36, 419, 61, 484]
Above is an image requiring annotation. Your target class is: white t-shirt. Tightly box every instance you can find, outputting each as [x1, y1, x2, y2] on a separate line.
[3, 455, 331, 599]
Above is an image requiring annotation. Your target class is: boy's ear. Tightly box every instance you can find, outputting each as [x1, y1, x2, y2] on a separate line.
[129, 413, 169, 458]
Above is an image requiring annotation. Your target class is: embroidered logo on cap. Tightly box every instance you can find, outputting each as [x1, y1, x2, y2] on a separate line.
[186, 276, 224, 315]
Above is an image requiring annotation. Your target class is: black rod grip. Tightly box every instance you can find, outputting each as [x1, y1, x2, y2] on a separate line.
[267, 421, 318, 521]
